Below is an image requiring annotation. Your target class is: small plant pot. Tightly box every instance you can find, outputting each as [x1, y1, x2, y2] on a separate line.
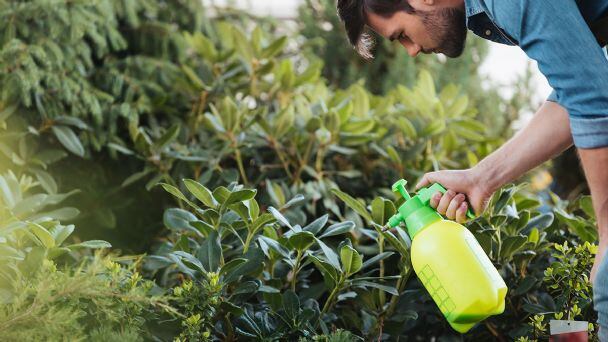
[549, 320, 589, 342]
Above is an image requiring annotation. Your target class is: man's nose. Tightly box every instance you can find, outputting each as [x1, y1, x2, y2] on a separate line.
[401, 41, 421, 57]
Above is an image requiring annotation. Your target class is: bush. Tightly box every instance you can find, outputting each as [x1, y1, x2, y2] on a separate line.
[0, 0, 599, 340]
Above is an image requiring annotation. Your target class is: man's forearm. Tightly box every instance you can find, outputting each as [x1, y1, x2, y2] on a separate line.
[475, 101, 573, 192]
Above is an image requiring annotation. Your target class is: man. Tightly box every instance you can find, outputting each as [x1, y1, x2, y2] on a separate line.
[336, 0, 608, 338]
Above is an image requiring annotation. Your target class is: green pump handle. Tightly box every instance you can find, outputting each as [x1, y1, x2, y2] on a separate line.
[390, 179, 475, 227]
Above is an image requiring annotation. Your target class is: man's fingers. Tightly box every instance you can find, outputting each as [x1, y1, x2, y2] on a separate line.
[436, 190, 456, 215]
[455, 202, 468, 223]
[446, 194, 465, 219]
[429, 192, 441, 209]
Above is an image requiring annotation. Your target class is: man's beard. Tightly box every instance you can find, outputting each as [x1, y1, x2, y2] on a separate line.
[420, 7, 468, 58]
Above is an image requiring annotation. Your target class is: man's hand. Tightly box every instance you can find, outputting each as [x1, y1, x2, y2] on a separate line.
[415, 168, 495, 223]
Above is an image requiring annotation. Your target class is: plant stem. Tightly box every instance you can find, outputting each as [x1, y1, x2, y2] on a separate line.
[314, 144, 326, 178]
[291, 250, 302, 291]
[320, 285, 340, 317]
[320, 276, 344, 319]
[243, 232, 252, 254]
[386, 268, 412, 317]
[233, 146, 249, 185]
[294, 135, 314, 184]
[270, 137, 293, 179]
[379, 235, 386, 307]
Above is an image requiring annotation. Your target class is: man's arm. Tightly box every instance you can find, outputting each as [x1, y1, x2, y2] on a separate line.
[416, 101, 572, 222]
[476, 102, 573, 192]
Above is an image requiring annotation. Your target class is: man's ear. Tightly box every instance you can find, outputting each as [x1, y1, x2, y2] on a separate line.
[409, 0, 436, 10]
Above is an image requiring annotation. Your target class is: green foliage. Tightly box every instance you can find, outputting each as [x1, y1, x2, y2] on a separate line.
[516, 242, 598, 341]
[0, 253, 173, 341]
[0, 170, 112, 300]
[0, 1, 601, 340]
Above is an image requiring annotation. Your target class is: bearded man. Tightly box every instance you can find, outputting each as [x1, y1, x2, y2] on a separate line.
[336, 0, 608, 338]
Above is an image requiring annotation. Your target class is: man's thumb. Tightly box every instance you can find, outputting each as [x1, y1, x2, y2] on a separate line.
[415, 172, 438, 190]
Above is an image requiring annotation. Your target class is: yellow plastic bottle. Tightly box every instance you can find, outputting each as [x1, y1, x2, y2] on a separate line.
[387, 179, 507, 333]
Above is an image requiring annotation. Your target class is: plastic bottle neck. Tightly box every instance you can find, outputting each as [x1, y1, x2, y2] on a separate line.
[405, 206, 442, 239]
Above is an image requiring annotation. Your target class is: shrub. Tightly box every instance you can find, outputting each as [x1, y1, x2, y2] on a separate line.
[0, 1, 599, 340]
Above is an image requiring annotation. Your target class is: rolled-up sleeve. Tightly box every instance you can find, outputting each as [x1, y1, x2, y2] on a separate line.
[484, 0, 608, 148]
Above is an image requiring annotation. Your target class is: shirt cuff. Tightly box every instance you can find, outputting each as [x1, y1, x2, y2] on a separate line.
[546, 90, 558, 103]
[570, 114, 608, 148]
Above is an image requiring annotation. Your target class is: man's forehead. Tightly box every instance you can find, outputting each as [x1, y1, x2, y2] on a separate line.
[364, 11, 396, 40]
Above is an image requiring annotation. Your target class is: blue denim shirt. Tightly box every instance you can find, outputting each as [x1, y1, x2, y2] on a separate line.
[464, 0, 608, 149]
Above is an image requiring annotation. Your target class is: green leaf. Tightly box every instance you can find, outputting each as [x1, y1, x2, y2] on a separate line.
[371, 197, 395, 226]
[51, 125, 84, 157]
[32, 169, 57, 194]
[331, 189, 372, 223]
[513, 276, 537, 296]
[121, 168, 153, 187]
[226, 189, 257, 205]
[283, 290, 300, 320]
[212, 186, 231, 205]
[528, 228, 540, 244]
[319, 221, 354, 238]
[258, 236, 290, 259]
[197, 230, 222, 272]
[160, 183, 196, 208]
[50, 224, 74, 245]
[107, 143, 134, 155]
[30, 207, 80, 221]
[154, 124, 180, 149]
[288, 231, 315, 252]
[361, 252, 394, 271]
[163, 208, 199, 234]
[418, 69, 436, 99]
[316, 238, 341, 271]
[499, 235, 528, 260]
[493, 187, 514, 215]
[308, 253, 338, 289]
[183, 179, 218, 208]
[281, 194, 305, 210]
[340, 245, 362, 276]
[579, 196, 595, 219]
[303, 214, 328, 235]
[54, 116, 88, 130]
[220, 258, 247, 276]
[28, 222, 55, 248]
[251, 213, 277, 235]
[523, 213, 554, 234]
[262, 36, 287, 58]
[352, 280, 398, 295]
[266, 180, 285, 207]
[68, 240, 111, 249]
[420, 120, 445, 136]
[268, 207, 292, 230]
[224, 247, 264, 283]
[172, 251, 205, 273]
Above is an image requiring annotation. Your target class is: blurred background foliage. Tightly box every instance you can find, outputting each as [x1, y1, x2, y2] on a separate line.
[0, 0, 598, 340]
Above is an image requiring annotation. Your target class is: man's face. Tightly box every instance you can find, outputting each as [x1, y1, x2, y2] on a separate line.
[365, 2, 467, 58]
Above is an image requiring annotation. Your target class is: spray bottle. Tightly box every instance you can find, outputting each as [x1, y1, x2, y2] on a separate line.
[387, 179, 507, 333]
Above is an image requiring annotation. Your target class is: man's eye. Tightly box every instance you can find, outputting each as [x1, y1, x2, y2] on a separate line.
[399, 33, 407, 40]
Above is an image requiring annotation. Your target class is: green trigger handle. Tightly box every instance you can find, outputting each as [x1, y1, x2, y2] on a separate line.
[417, 183, 476, 219]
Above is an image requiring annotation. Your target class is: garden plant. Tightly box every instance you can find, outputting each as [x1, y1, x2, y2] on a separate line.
[0, 0, 600, 340]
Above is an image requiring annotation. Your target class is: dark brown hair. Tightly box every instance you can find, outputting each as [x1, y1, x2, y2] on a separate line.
[337, 0, 414, 59]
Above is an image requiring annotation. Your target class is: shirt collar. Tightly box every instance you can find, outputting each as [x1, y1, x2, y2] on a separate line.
[464, 0, 485, 17]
